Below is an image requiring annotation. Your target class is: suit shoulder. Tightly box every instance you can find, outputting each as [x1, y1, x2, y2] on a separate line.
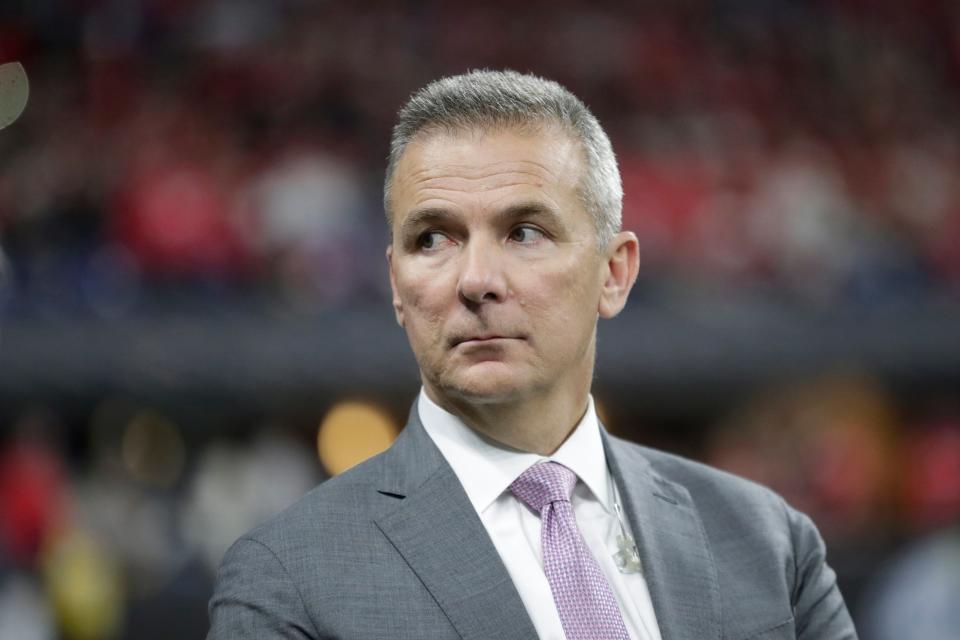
[613, 437, 793, 530]
[645, 443, 780, 499]
[241, 448, 394, 549]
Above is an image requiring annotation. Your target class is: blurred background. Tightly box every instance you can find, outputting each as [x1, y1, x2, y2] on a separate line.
[1, 0, 959, 638]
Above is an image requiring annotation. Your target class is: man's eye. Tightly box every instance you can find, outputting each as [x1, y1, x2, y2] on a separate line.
[417, 231, 451, 250]
[509, 226, 545, 244]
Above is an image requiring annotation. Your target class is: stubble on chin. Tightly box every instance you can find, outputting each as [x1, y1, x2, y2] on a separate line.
[426, 356, 550, 409]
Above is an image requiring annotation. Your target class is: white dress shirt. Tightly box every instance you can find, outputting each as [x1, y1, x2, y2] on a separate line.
[418, 390, 662, 640]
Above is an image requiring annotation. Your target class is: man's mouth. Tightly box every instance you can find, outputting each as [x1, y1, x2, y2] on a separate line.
[450, 334, 520, 347]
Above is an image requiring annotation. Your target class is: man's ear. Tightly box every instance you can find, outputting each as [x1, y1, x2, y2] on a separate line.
[598, 231, 640, 319]
[386, 245, 404, 327]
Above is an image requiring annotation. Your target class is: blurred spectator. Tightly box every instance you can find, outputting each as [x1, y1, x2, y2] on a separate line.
[181, 429, 321, 574]
[0, 574, 55, 640]
[858, 528, 960, 640]
[0, 414, 67, 567]
[744, 138, 867, 303]
[900, 413, 960, 530]
[110, 97, 251, 285]
[41, 527, 123, 640]
[236, 144, 368, 305]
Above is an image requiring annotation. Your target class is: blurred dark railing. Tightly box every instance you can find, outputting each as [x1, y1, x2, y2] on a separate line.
[3, 294, 958, 416]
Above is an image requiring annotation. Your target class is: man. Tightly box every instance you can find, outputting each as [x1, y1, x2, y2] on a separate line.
[208, 70, 857, 639]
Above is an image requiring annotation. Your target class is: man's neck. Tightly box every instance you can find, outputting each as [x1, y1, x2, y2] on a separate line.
[423, 383, 590, 456]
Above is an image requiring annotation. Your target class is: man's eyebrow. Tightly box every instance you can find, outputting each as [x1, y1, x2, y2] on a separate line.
[398, 200, 563, 236]
[493, 201, 563, 226]
[398, 207, 452, 236]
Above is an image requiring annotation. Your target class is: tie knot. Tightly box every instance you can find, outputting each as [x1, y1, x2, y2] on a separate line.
[509, 461, 577, 512]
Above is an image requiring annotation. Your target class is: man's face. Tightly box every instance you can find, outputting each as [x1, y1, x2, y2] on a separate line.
[387, 126, 615, 407]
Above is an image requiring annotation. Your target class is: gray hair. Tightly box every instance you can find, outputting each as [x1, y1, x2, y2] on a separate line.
[384, 70, 622, 246]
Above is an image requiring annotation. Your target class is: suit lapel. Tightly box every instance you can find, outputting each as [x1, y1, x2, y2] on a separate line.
[603, 433, 722, 640]
[374, 412, 538, 640]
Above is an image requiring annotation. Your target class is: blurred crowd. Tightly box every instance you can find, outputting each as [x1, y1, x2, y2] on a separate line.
[2, 1, 960, 639]
[0, 402, 324, 639]
[2, 0, 960, 314]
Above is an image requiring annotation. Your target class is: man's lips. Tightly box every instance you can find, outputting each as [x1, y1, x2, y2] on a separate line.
[450, 335, 522, 347]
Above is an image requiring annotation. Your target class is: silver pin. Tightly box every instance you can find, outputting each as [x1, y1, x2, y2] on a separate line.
[613, 501, 642, 573]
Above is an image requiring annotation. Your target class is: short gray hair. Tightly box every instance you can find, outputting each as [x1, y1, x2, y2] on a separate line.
[384, 70, 622, 246]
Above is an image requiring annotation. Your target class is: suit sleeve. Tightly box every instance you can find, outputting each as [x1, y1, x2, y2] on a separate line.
[787, 506, 859, 640]
[208, 536, 319, 640]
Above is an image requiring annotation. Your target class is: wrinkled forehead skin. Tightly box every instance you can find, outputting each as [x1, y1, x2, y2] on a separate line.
[386, 120, 593, 233]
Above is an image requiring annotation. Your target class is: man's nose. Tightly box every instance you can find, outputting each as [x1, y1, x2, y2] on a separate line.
[457, 239, 508, 305]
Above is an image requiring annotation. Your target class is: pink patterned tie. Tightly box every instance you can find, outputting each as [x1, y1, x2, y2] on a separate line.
[509, 461, 630, 640]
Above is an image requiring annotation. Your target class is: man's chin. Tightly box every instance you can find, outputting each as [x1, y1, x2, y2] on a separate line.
[434, 366, 532, 405]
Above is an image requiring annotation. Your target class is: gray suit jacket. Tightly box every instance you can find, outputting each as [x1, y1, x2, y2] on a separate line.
[208, 408, 857, 639]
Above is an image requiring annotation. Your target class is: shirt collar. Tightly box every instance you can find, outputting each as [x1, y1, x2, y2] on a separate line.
[417, 389, 612, 515]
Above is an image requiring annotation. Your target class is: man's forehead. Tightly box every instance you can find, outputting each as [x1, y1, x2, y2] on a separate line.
[393, 124, 583, 186]
[385, 121, 590, 237]
[392, 132, 581, 214]
[404, 120, 577, 154]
